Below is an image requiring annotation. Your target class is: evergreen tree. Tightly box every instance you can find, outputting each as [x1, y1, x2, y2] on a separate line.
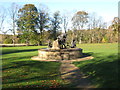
[50, 11, 62, 40]
[17, 4, 38, 45]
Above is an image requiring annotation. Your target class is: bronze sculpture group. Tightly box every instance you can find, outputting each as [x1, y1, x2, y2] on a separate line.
[32, 33, 83, 61]
[48, 33, 76, 49]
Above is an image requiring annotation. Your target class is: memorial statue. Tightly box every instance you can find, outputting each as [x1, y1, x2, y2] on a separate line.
[51, 39, 60, 49]
[71, 39, 76, 48]
[48, 40, 52, 48]
[48, 33, 77, 49]
[57, 33, 67, 49]
[32, 33, 83, 61]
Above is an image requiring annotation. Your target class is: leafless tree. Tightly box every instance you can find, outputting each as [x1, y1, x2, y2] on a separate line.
[8, 3, 19, 46]
[0, 7, 6, 33]
[88, 13, 107, 30]
[62, 11, 69, 33]
[87, 12, 98, 29]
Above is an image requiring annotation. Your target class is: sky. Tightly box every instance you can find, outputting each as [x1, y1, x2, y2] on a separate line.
[0, 0, 119, 34]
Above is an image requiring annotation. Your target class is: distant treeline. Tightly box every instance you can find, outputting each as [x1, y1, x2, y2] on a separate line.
[0, 3, 119, 45]
[1, 28, 118, 45]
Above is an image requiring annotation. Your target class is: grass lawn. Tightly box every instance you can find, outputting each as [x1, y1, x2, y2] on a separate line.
[73, 43, 119, 88]
[2, 46, 67, 88]
[2, 43, 119, 88]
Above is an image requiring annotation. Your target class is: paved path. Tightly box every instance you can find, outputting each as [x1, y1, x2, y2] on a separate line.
[60, 56, 95, 88]
[32, 55, 95, 88]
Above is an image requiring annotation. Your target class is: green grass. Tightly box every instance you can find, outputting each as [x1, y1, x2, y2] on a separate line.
[2, 46, 67, 88]
[2, 43, 119, 88]
[73, 43, 119, 88]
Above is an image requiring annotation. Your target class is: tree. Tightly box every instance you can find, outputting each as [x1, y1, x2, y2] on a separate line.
[111, 17, 120, 33]
[97, 17, 107, 29]
[110, 17, 120, 42]
[88, 13, 107, 30]
[0, 6, 12, 44]
[87, 12, 97, 30]
[0, 7, 6, 32]
[62, 12, 69, 33]
[37, 4, 50, 45]
[50, 11, 62, 40]
[17, 4, 38, 45]
[71, 11, 88, 44]
[72, 11, 88, 30]
[8, 3, 19, 46]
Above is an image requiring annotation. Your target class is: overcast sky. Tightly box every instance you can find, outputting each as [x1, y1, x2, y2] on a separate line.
[0, 0, 119, 34]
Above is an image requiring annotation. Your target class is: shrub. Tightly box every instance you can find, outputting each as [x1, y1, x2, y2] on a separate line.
[3, 38, 13, 44]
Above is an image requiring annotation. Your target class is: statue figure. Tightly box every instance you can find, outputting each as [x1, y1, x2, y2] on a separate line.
[51, 39, 60, 49]
[48, 33, 68, 49]
[48, 40, 52, 48]
[57, 33, 67, 49]
[71, 39, 76, 48]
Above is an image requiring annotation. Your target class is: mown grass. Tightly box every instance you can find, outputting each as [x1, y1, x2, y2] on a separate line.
[73, 43, 119, 88]
[2, 46, 67, 88]
[2, 43, 119, 88]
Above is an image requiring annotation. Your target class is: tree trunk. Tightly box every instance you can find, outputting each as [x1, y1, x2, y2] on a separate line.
[12, 35, 15, 47]
[79, 37, 82, 44]
[26, 39, 29, 46]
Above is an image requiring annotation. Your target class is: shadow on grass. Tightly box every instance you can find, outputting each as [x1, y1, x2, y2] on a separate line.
[2, 51, 95, 86]
[2, 60, 61, 84]
[2, 55, 35, 61]
[73, 54, 119, 88]
[2, 49, 38, 55]
[82, 52, 93, 57]
[80, 52, 93, 58]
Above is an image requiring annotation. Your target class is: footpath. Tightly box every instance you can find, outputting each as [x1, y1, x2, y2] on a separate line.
[60, 56, 95, 88]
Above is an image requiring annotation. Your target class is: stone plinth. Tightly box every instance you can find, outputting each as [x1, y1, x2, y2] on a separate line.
[51, 39, 60, 49]
[31, 48, 83, 60]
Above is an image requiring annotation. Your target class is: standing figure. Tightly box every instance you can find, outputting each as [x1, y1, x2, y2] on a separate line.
[52, 39, 60, 49]
[71, 39, 76, 48]
[57, 33, 67, 49]
[48, 40, 52, 48]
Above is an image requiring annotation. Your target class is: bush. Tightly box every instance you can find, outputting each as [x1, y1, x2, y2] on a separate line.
[3, 38, 13, 44]
[30, 40, 39, 45]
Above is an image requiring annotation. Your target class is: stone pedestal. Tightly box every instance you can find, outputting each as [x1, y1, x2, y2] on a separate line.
[31, 48, 83, 60]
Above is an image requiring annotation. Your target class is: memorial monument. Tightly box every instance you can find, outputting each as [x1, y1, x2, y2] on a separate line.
[31, 33, 83, 61]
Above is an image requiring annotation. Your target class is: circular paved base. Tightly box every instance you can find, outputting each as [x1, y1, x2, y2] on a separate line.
[31, 56, 59, 62]
[31, 56, 94, 62]
[32, 48, 83, 60]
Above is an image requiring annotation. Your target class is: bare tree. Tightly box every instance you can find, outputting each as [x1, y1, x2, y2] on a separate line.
[8, 3, 19, 46]
[62, 11, 69, 33]
[97, 16, 107, 29]
[88, 13, 107, 30]
[87, 12, 98, 29]
[0, 7, 6, 33]
[0, 7, 9, 44]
